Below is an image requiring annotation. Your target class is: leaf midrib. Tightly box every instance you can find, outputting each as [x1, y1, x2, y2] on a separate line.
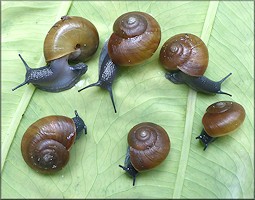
[1, 0, 221, 193]
[172, 1, 220, 198]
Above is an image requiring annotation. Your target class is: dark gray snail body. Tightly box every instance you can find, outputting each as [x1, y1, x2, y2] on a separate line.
[160, 33, 232, 96]
[119, 147, 139, 185]
[165, 71, 232, 96]
[12, 16, 99, 92]
[79, 11, 162, 113]
[13, 54, 88, 92]
[78, 40, 118, 113]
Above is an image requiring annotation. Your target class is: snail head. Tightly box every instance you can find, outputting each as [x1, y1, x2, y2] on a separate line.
[72, 110, 87, 138]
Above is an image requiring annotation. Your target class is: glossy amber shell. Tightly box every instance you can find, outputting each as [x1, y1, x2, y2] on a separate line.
[108, 11, 161, 66]
[21, 115, 76, 174]
[202, 101, 246, 137]
[44, 16, 99, 62]
[160, 33, 208, 76]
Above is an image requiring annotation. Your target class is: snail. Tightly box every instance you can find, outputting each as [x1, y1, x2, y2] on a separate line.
[12, 16, 99, 92]
[196, 101, 245, 150]
[21, 110, 87, 174]
[119, 122, 170, 186]
[78, 40, 118, 113]
[78, 12, 161, 113]
[159, 33, 232, 96]
[108, 11, 161, 66]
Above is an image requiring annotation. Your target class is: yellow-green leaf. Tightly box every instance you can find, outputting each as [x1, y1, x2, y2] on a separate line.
[1, 1, 254, 198]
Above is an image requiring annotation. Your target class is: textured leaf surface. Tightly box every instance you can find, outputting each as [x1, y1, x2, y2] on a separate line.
[1, 1, 254, 198]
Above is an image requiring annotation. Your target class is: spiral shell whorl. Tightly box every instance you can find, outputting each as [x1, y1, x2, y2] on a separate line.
[160, 33, 208, 76]
[28, 139, 69, 174]
[21, 116, 76, 174]
[128, 122, 170, 171]
[202, 101, 246, 137]
[108, 11, 161, 66]
[113, 12, 148, 38]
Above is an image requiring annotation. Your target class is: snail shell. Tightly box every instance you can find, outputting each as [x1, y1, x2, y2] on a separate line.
[12, 16, 99, 92]
[44, 16, 99, 62]
[21, 111, 86, 174]
[202, 101, 245, 137]
[128, 122, 170, 171]
[196, 101, 246, 150]
[119, 122, 170, 186]
[108, 11, 161, 66]
[160, 33, 208, 76]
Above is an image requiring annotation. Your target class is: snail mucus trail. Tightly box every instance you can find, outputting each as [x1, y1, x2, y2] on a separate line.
[12, 16, 99, 92]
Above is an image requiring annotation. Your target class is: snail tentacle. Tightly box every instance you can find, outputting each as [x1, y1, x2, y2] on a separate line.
[78, 40, 117, 113]
[13, 16, 99, 92]
[165, 71, 232, 96]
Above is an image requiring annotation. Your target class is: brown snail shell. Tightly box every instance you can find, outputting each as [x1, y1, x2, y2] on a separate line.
[159, 33, 208, 76]
[21, 112, 86, 174]
[196, 101, 246, 150]
[12, 16, 99, 92]
[44, 16, 99, 63]
[119, 122, 170, 186]
[108, 11, 161, 66]
[202, 101, 246, 137]
[128, 122, 170, 171]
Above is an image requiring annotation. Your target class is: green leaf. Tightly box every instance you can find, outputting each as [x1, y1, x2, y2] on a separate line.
[1, 1, 254, 198]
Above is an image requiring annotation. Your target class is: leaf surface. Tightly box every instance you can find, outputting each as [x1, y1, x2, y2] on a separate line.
[1, 1, 254, 198]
